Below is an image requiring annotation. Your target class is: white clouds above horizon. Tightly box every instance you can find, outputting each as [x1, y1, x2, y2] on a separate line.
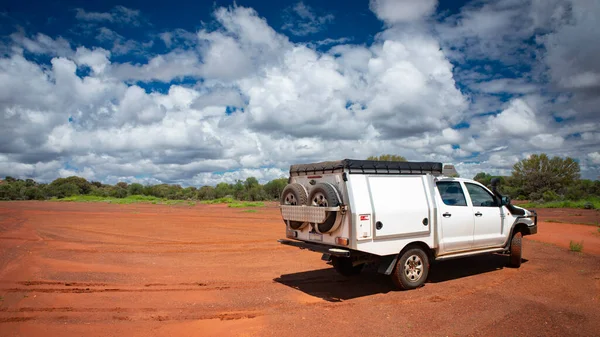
[369, 0, 437, 24]
[1, 1, 600, 186]
[281, 2, 334, 36]
[75, 6, 144, 26]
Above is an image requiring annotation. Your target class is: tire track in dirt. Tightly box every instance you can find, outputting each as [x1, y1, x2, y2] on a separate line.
[0, 287, 231, 293]
[0, 311, 263, 323]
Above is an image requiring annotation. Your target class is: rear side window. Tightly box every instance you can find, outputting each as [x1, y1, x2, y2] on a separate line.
[436, 182, 467, 206]
[465, 183, 498, 207]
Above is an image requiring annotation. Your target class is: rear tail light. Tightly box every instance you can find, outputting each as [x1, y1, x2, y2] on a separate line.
[335, 237, 349, 246]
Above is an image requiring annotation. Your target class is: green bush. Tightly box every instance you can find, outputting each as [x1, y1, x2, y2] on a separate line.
[128, 183, 144, 196]
[110, 187, 128, 198]
[569, 240, 583, 252]
[542, 190, 560, 202]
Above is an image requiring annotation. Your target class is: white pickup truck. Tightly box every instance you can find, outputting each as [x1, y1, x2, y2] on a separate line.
[278, 159, 538, 290]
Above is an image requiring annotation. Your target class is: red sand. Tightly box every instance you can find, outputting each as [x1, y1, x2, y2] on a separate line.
[0, 201, 599, 337]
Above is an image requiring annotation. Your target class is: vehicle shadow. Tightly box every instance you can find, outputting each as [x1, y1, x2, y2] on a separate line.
[274, 255, 528, 301]
[273, 265, 396, 302]
[428, 254, 528, 283]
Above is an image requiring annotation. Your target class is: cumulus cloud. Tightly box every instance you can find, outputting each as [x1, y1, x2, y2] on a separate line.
[281, 2, 334, 36]
[0, 2, 599, 185]
[10, 32, 72, 57]
[369, 0, 437, 24]
[75, 6, 144, 26]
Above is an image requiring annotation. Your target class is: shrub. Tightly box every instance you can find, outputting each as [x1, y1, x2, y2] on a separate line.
[569, 240, 583, 252]
[110, 187, 128, 198]
[128, 183, 144, 196]
[542, 190, 560, 202]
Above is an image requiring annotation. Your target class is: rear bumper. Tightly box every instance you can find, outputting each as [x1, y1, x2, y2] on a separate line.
[277, 239, 351, 257]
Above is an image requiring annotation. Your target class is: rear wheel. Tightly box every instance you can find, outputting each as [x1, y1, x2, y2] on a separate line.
[280, 183, 308, 230]
[390, 247, 429, 290]
[508, 231, 522, 268]
[331, 257, 364, 276]
[308, 183, 341, 233]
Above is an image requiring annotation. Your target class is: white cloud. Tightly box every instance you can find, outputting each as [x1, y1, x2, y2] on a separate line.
[74, 47, 111, 75]
[281, 2, 334, 36]
[95, 27, 153, 55]
[10, 32, 72, 57]
[369, 0, 437, 24]
[110, 50, 202, 82]
[75, 6, 144, 26]
[589, 152, 600, 165]
[1, 2, 599, 186]
[485, 99, 540, 137]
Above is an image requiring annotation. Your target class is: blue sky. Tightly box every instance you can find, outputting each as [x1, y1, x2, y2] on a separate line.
[1, 0, 599, 185]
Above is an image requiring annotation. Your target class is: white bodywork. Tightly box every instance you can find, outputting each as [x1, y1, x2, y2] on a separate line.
[282, 171, 536, 258]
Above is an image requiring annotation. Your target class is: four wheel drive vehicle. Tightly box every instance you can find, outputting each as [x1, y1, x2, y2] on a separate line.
[277, 159, 538, 290]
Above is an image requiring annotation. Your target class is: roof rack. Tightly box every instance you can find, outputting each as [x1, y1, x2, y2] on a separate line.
[289, 159, 443, 176]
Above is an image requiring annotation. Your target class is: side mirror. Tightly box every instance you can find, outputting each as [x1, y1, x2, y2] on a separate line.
[501, 196, 511, 206]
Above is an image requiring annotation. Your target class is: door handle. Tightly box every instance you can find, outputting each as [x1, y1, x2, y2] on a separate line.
[443, 212, 451, 218]
[475, 212, 483, 217]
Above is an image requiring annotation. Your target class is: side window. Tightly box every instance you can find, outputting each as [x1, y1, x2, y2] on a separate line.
[436, 182, 467, 206]
[465, 183, 498, 207]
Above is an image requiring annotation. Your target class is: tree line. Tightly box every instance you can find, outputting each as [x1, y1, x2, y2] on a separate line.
[0, 175, 289, 201]
[0, 153, 598, 202]
[474, 153, 599, 202]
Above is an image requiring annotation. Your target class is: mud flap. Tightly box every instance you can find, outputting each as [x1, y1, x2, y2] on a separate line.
[321, 253, 331, 261]
[377, 255, 398, 275]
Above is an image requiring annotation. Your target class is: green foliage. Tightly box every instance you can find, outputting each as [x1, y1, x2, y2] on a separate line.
[197, 186, 216, 200]
[1, 152, 597, 208]
[228, 201, 265, 208]
[200, 197, 236, 204]
[542, 190, 560, 202]
[569, 240, 583, 252]
[367, 154, 407, 162]
[263, 178, 288, 200]
[110, 187, 128, 198]
[520, 197, 600, 209]
[511, 153, 580, 199]
[214, 182, 233, 199]
[128, 183, 144, 196]
[50, 176, 92, 195]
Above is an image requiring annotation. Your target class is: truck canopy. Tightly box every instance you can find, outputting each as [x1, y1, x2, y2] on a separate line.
[289, 159, 443, 176]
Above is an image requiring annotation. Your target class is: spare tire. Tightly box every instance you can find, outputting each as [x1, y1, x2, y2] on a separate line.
[280, 183, 309, 230]
[308, 182, 342, 233]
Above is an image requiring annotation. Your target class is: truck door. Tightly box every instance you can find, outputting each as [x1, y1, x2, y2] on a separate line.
[435, 181, 474, 252]
[464, 182, 505, 248]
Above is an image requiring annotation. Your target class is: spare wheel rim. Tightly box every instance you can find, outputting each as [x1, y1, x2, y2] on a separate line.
[311, 192, 329, 207]
[284, 193, 297, 205]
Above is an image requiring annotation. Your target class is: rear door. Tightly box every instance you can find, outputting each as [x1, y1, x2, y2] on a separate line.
[435, 181, 474, 252]
[464, 182, 505, 248]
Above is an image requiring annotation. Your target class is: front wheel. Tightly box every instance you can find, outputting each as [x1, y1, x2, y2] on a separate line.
[390, 248, 430, 290]
[508, 231, 522, 268]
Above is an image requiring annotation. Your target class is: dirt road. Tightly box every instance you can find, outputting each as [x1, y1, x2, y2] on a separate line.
[0, 202, 599, 336]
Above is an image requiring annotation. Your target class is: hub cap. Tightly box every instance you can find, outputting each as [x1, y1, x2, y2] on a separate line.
[311, 192, 328, 207]
[284, 193, 297, 205]
[404, 255, 423, 282]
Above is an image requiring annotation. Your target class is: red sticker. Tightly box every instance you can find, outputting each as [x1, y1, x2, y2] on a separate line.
[360, 214, 370, 221]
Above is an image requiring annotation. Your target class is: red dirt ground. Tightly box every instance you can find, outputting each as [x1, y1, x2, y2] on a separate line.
[0, 201, 599, 337]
